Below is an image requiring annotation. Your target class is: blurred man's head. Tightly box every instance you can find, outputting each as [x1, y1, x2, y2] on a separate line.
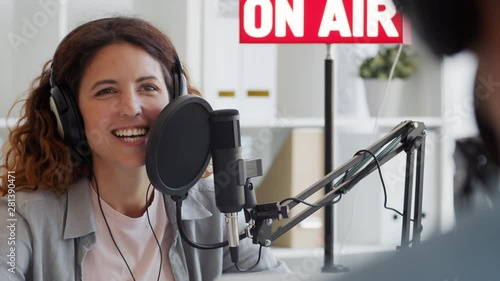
[394, 0, 480, 56]
[396, 0, 500, 166]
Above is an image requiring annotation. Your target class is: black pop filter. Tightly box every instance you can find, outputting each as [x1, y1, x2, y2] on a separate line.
[146, 95, 213, 197]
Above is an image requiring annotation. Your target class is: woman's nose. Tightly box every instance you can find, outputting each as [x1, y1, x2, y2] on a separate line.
[119, 92, 141, 117]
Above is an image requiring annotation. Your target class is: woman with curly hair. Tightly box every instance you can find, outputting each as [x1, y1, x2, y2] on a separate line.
[0, 16, 288, 281]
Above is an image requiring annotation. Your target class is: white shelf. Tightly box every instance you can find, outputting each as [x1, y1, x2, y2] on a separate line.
[336, 116, 442, 132]
[240, 117, 324, 128]
[240, 116, 442, 130]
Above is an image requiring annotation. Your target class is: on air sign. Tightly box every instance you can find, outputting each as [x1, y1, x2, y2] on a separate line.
[239, 0, 411, 43]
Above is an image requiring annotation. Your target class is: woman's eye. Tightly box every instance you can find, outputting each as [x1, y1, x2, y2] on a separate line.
[95, 88, 115, 96]
[141, 84, 159, 92]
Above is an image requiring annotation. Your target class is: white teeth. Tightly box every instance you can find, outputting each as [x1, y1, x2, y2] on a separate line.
[113, 128, 147, 137]
[122, 136, 145, 143]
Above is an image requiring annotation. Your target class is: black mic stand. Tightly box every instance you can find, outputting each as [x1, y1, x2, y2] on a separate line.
[323, 44, 346, 272]
[245, 120, 427, 257]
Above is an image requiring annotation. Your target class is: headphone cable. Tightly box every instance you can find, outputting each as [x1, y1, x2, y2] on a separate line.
[91, 173, 137, 281]
[89, 161, 163, 281]
[146, 182, 163, 281]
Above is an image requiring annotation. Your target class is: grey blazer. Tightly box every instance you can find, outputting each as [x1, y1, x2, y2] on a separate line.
[0, 177, 289, 281]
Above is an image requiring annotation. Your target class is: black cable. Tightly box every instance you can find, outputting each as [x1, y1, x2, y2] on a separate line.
[277, 154, 371, 212]
[341, 137, 401, 185]
[91, 173, 137, 281]
[174, 198, 247, 250]
[234, 245, 263, 272]
[354, 149, 415, 222]
[277, 165, 353, 208]
[174, 196, 264, 271]
[87, 157, 163, 281]
[145, 183, 162, 281]
[279, 194, 342, 208]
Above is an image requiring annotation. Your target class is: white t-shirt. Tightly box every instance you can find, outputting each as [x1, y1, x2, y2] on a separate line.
[82, 186, 175, 281]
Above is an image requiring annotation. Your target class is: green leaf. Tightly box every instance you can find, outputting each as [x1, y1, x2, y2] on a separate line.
[359, 45, 417, 80]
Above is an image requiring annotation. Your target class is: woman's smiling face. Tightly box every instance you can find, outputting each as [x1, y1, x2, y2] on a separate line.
[78, 42, 170, 169]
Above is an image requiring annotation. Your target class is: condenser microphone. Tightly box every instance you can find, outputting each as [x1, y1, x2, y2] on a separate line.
[209, 109, 245, 263]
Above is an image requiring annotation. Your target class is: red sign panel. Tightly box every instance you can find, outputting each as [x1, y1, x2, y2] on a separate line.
[239, 0, 411, 44]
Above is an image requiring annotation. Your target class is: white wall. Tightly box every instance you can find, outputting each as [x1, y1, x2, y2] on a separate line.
[5, 0, 60, 118]
[0, 0, 14, 118]
[276, 44, 329, 119]
[133, 0, 204, 89]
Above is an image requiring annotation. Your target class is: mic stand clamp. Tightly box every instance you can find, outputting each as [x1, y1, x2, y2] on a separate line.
[245, 202, 289, 247]
[237, 158, 290, 247]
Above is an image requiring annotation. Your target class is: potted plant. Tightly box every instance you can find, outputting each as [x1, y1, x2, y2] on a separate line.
[359, 45, 417, 117]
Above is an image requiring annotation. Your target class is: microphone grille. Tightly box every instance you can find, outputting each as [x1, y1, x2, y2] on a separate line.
[209, 109, 241, 149]
[210, 109, 240, 120]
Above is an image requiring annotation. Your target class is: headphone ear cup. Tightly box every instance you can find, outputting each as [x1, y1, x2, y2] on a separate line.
[170, 73, 188, 100]
[180, 74, 188, 96]
[171, 72, 180, 100]
[170, 53, 188, 100]
[49, 85, 88, 158]
[49, 94, 65, 139]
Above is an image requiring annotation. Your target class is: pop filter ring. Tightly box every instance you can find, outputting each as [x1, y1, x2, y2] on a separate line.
[146, 95, 213, 198]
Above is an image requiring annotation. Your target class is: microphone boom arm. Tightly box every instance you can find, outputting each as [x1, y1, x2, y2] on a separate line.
[247, 120, 427, 250]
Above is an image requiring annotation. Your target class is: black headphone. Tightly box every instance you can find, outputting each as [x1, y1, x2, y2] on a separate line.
[49, 35, 186, 159]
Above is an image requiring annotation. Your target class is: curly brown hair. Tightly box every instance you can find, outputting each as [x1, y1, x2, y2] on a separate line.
[0, 16, 206, 196]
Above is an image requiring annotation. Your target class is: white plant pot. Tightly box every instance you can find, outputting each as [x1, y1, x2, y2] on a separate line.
[363, 78, 406, 117]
